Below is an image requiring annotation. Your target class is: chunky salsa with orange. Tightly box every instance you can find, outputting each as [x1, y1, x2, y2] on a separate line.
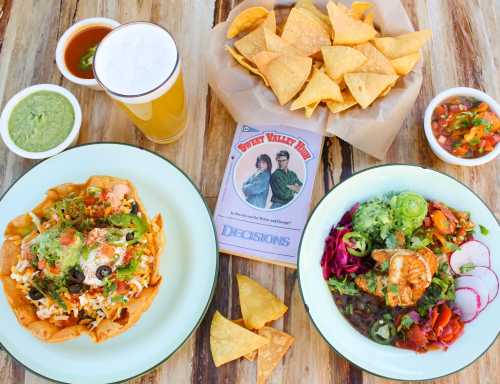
[64, 25, 112, 79]
[431, 96, 499, 158]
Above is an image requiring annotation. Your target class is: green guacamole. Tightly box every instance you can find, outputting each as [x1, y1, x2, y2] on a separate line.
[8, 91, 74, 152]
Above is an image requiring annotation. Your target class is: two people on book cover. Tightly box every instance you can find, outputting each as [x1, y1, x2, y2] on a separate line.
[242, 150, 303, 210]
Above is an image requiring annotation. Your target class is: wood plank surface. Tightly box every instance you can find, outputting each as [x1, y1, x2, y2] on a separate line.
[0, 0, 498, 384]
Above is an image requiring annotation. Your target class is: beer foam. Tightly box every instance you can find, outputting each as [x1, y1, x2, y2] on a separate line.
[94, 23, 178, 97]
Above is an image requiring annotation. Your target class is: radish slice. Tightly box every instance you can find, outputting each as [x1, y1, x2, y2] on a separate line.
[466, 266, 499, 303]
[450, 240, 490, 275]
[454, 287, 480, 323]
[456, 275, 489, 312]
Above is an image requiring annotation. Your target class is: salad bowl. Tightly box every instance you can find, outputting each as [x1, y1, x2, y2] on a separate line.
[298, 164, 499, 381]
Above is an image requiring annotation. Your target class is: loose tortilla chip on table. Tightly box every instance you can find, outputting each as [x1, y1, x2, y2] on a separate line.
[391, 52, 421, 75]
[226, 45, 270, 86]
[234, 11, 276, 61]
[236, 274, 288, 329]
[327, 1, 377, 45]
[210, 311, 268, 367]
[291, 68, 343, 111]
[321, 46, 367, 82]
[226, 6, 270, 39]
[354, 42, 396, 75]
[232, 318, 259, 361]
[294, 0, 331, 29]
[373, 29, 432, 59]
[326, 90, 357, 113]
[350, 1, 373, 19]
[344, 72, 399, 108]
[257, 327, 294, 384]
[262, 54, 312, 105]
[263, 29, 303, 56]
[281, 7, 331, 57]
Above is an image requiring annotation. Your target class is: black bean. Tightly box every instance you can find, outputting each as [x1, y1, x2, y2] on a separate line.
[126, 232, 134, 241]
[130, 202, 138, 215]
[68, 283, 83, 294]
[96, 265, 112, 280]
[28, 287, 44, 300]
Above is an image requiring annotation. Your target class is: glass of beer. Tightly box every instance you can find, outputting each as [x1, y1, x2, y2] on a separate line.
[93, 22, 186, 143]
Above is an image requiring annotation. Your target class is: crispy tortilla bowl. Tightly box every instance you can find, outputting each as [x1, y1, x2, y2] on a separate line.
[0, 175, 165, 343]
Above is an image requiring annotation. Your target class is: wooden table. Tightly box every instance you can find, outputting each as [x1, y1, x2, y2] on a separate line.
[0, 0, 498, 383]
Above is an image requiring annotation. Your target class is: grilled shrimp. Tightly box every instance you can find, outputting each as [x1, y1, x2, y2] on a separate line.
[355, 248, 438, 307]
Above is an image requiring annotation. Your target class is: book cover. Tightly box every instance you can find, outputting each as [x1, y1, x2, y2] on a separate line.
[214, 123, 323, 268]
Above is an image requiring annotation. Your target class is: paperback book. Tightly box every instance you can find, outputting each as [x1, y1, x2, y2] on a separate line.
[214, 123, 323, 267]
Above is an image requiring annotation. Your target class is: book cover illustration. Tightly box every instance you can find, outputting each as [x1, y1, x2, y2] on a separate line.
[214, 123, 323, 267]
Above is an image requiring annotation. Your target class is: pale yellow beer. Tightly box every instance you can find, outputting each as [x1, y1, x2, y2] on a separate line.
[94, 22, 186, 143]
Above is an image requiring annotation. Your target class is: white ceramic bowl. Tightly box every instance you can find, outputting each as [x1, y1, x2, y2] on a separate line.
[56, 17, 120, 90]
[298, 164, 499, 381]
[424, 87, 500, 166]
[0, 84, 82, 159]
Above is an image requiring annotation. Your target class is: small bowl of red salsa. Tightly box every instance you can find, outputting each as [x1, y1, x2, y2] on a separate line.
[424, 87, 500, 166]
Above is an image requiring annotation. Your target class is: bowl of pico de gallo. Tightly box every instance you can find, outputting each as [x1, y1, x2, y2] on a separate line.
[424, 87, 500, 166]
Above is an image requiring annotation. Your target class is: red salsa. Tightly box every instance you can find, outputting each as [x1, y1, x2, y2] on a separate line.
[64, 25, 112, 79]
[431, 96, 499, 158]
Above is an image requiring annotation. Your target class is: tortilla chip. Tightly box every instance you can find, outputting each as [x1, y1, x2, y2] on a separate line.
[321, 46, 367, 81]
[327, 1, 377, 44]
[281, 7, 331, 56]
[234, 11, 276, 61]
[294, 0, 331, 29]
[373, 29, 432, 59]
[291, 68, 343, 111]
[262, 54, 312, 105]
[227, 6, 270, 39]
[305, 101, 320, 118]
[257, 327, 294, 384]
[326, 90, 357, 113]
[391, 52, 421, 75]
[379, 85, 393, 97]
[344, 72, 399, 108]
[237, 274, 288, 329]
[264, 29, 303, 56]
[364, 12, 375, 28]
[354, 42, 396, 75]
[226, 45, 270, 86]
[232, 319, 258, 361]
[210, 311, 268, 367]
[350, 1, 373, 19]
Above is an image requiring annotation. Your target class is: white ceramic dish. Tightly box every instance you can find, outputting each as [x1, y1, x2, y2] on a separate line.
[424, 87, 500, 166]
[0, 143, 218, 383]
[0, 84, 82, 159]
[298, 164, 499, 381]
[56, 17, 120, 90]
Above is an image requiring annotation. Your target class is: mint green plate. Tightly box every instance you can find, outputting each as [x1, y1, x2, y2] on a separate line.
[0, 143, 218, 383]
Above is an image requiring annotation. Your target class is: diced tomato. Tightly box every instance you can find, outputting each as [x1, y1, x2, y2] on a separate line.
[434, 304, 452, 337]
[406, 324, 428, 348]
[49, 265, 60, 274]
[93, 208, 105, 218]
[38, 259, 47, 270]
[84, 196, 97, 206]
[429, 306, 440, 328]
[100, 244, 115, 258]
[59, 228, 76, 246]
[116, 280, 128, 294]
[124, 249, 134, 264]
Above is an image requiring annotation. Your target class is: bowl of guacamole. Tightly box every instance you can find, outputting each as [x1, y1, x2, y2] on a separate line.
[0, 84, 81, 159]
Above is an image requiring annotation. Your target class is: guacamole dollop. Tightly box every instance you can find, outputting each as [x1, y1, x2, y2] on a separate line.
[8, 91, 74, 152]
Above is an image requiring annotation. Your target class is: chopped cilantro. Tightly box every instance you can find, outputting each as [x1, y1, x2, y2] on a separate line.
[327, 277, 360, 296]
[459, 262, 476, 274]
[479, 224, 489, 236]
[397, 314, 415, 332]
